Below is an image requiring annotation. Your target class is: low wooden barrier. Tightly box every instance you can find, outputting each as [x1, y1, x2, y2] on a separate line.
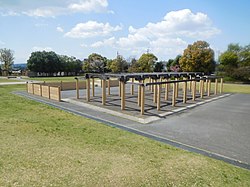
[27, 83, 60, 101]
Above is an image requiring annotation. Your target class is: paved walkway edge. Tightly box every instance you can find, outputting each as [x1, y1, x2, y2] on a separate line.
[14, 91, 250, 170]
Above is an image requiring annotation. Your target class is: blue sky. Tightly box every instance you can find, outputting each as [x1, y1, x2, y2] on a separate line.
[0, 0, 249, 63]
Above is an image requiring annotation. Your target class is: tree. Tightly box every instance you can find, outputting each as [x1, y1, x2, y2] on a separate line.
[59, 55, 82, 76]
[128, 58, 140, 73]
[154, 61, 164, 72]
[83, 53, 106, 73]
[219, 43, 250, 82]
[137, 53, 158, 72]
[179, 41, 216, 74]
[108, 55, 128, 73]
[0, 48, 14, 75]
[27, 51, 60, 76]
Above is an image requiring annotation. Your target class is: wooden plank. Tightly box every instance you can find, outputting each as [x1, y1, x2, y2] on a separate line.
[41, 85, 50, 98]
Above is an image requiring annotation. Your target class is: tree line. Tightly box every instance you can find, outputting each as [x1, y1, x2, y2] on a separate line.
[1, 40, 249, 82]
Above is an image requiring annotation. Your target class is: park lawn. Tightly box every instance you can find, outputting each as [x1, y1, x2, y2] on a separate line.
[223, 83, 250, 94]
[0, 85, 250, 186]
[0, 78, 22, 83]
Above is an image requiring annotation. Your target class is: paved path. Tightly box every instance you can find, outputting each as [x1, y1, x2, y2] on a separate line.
[15, 91, 250, 169]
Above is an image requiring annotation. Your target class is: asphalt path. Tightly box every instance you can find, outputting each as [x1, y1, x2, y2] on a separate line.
[15, 91, 250, 169]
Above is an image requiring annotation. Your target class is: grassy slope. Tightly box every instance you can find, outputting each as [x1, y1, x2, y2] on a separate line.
[0, 85, 250, 186]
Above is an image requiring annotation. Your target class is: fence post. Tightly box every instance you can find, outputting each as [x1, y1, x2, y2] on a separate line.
[48, 86, 51, 99]
[220, 78, 223, 94]
[141, 85, 145, 115]
[121, 81, 125, 110]
[92, 78, 95, 97]
[183, 81, 187, 103]
[207, 79, 211, 96]
[76, 78, 79, 99]
[102, 79, 106, 105]
[138, 80, 141, 107]
[172, 82, 176, 106]
[58, 86, 61, 101]
[215, 78, 218, 95]
[157, 84, 161, 111]
[131, 78, 134, 95]
[86, 78, 90, 102]
[192, 80, 196, 101]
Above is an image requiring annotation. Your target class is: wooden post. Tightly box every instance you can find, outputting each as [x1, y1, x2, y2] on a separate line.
[151, 79, 154, 92]
[32, 83, 34, 94]
[165, 80, 169, 101]
[92, 78, 95, 97]
[205, 79, 208, 93]
[220, 78, 223, 94]
[175, 78, 179, 98]
[141, 85, 145, 115]
[131, 78, 134, 95]
[189, 76, 192, 91]
[148, 77, 151, 91]
[86, 78, 90, 102]
[60, 81, 63, 91]
[121, 81, 125, 110]
[48, 86, 50, 99]
[76, 78, 79, 99]
[108, 79, 111, 96]
[215, 78, 218, 95]
[172, 83, 176, 106]
[153, 79, 157, 103]
[138, 81, 141, 107]
[207, 79, 211, 96]
[200, 79, 204, 98]
[192, 80, 196, 101]
[58, 86, 61, 102]
[102, 79, 106, 105]
[157, 84, 161, 111]
[119, 81, 121, 97]
[199, 79, 202, 93]
[40, 84, 42, 96]
[183, 81, 187, 103]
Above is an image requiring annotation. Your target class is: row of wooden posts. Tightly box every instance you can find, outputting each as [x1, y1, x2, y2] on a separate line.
[77, 77, 224, 115]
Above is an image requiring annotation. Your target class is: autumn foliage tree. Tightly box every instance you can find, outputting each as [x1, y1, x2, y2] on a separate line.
[179, 41, 215, 74]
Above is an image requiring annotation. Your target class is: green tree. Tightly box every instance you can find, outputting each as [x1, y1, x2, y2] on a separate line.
[83, 53, 106, 73]
[137, 53, 158, 72]
[0, 48, 14, 75]
[27, 51, 60, 76]
[109, 55, 128, 73]
[179, 41, 215, 74]
[59, 55, 82, 76]
[154, 61, 164, 72]
[219, 43, 250, 82]
[128, 58, 140, 73]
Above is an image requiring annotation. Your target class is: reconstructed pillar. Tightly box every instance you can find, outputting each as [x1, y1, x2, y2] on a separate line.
[175, 78, 179, 98]
[157, 84, 161, 111]
[172, 83, 176, 106]
[119, 81, 121, 97]
[102, 79, 106, 105]
[76, 78, 79, 99]
[200, 79, 204, 98]
[165, 79, 169, 101]
[183, 81, 187, 103]
[121, 81, 126, 110]
[220, 78, 223, 94]
[138, 81, 141, 107]
[151, 79, 154, 92]
[86, 78, 90, 102]
[148, 77, 151, 91]
[189, 75, 192, 91]
[214, 78, 218, 95]
[192, 80, 196, 101]
[108, 79, 111, 96]
[153, 79, 158, 103]
[131, 78, 134, 95]
[207, 79, 211, 96]
[141, 85, 145, 115]
[92, 78, 95, 97]
[205, 79, 208, 93]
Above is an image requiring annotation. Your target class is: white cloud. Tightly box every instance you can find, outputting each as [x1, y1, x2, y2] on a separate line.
[68, 0, 108, 13]
[116, 9, 221, 59]
[56, 26, 64, 33]
[0, 0, 111, 17]
[32, 46, 53, 52]
[91, 37, 116, 48]
[65, 21, 122, 38]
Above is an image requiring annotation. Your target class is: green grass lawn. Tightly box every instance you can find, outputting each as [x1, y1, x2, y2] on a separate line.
[0, 84, 250, 186]
[0, 77, 22, 83]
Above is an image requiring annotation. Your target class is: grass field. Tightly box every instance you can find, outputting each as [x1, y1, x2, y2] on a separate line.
[23, 76, 77, 82]
[0, 84, 250, 186]
[0, 78, 22, 83]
